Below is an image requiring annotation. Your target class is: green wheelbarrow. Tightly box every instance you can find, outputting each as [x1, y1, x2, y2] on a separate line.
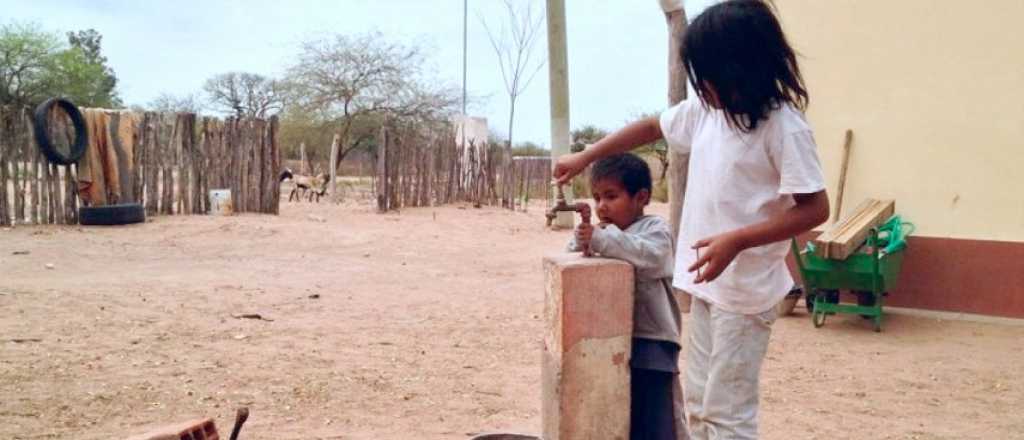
[791, 217, 911, 332]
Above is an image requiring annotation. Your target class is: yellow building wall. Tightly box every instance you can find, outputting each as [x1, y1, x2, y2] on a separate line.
[773, 0, 1024, 242]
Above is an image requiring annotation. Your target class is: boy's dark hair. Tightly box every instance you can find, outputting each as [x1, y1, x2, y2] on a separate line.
[683, 0, 808, 132]
[590, 153, 652, 196]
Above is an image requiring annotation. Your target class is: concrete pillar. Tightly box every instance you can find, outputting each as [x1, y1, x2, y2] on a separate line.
[546, 0, 575, 230]
[542, 253, 634, 440]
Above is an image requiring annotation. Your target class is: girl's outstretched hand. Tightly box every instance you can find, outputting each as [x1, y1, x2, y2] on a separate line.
[688, 231, 747, 283]
[552, 152, 590, 185]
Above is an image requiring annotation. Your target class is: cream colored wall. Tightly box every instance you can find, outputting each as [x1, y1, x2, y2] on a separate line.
[773, 0, 1024, 242]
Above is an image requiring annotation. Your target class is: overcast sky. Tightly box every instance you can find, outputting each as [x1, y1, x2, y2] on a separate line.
[5, 0, 718, 147]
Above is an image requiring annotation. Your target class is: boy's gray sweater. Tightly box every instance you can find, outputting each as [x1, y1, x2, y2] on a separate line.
[567, 215, 681, 345]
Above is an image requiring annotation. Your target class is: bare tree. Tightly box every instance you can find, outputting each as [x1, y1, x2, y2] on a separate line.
[147, 92, 202, 114]
[282, 32, 459, 172]
[480, 0, 545, 207]
[202, 72, 282, 118]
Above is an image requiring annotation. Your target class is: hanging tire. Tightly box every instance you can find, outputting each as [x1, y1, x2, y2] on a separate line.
[32, 97, 89, 165]
[79, 203, 145, 226]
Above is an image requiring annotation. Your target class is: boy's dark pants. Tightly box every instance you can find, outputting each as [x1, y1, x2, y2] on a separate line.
[630, 367, 676, 440]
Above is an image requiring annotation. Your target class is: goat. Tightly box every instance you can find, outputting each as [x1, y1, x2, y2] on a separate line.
[279, 168, 329, 202]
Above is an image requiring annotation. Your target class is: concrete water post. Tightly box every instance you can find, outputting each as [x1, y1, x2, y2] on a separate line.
[542, 253, 634, 440]
[546, 0, 574, 230]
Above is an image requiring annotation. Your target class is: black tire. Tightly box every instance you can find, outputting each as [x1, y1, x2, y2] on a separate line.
[32, 98, 89, 165]
[805, 288, 838, 313]
[79, 203, 145, 226]
[855, 290, 877, 319]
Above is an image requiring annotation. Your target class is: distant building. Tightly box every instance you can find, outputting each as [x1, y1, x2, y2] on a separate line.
[452, 115, 489, 148]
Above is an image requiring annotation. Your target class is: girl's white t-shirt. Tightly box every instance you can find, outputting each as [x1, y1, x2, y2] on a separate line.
[660, 100, 826, 314]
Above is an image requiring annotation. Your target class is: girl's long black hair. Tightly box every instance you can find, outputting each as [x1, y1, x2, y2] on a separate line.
[682, 0, 808, 132]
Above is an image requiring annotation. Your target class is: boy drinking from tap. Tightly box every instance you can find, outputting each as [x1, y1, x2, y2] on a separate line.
[566, 153, 684, 440]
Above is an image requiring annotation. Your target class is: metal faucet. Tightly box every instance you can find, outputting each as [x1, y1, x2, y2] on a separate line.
[546, 184, 593, 256]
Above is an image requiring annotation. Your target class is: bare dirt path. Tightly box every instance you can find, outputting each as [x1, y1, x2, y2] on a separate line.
[1, 201, 1021, 439]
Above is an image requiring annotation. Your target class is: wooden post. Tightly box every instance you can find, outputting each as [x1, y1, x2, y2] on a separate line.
[0, 108, 9, 226]
[45, 163, 55, 224]
[65, 163, 76, 223]
[376, 125, 388, 212]
[665, 4, 691, 312]
[199, 118, 209, 214]
[40, 160, 49, 225]
[29, 129, 39, 224]
[268, 116, 280, 214]
[163, 114, 175, 214]
[143, 113, 156, 215]
[11, 111, 23, 225]
[131, 112, 144, 207]
[328, 133, 340, 204]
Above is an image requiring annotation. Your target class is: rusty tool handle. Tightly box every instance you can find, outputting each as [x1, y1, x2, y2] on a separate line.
[230, 407, 249, 440]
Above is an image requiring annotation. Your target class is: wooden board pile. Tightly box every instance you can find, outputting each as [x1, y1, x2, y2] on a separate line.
[812, 198, 895, 259]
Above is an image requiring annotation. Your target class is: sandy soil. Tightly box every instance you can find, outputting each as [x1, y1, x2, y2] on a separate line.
[1, 200, 1022, 439]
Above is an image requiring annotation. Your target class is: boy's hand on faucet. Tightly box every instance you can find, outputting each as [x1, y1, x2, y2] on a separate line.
[575, 222, 595, 248]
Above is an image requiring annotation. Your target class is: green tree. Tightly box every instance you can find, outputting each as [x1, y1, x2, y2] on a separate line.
[0, 23, 121, 108]
[511, 141, 547, 157]
[570, 125, 608, 153]
[629, 113, 669, 181]
[0, 23, 60, 107]
[66, 29, 120, 107]
[45, 46, 121, 108]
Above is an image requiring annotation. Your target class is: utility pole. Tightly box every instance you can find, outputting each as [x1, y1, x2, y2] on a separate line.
[546, 0, 574, 229]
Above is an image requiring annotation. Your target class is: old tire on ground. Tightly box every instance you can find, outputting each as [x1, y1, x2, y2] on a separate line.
[79, 203, 145, 226]
[32, 98, 89, 165]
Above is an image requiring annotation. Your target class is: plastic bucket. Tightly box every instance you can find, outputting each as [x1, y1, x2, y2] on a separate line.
[208, 189, 233, 215]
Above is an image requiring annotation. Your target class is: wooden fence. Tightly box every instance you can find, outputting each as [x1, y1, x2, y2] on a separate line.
[0, 106, 279, 226]
[372, 121, 555, 212]
[511, 156, 552, 207]
[375, 123, 498, 211]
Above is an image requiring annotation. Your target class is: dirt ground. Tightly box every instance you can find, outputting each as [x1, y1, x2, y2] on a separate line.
[1, 199, 1022, 439]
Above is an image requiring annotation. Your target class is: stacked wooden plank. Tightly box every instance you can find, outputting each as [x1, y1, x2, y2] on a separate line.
[812, 198, 895, 259]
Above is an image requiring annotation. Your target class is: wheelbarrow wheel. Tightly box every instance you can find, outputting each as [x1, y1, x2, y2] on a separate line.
[806, 289, 835, 313]
[855, 290, 876, 319]
[812, 311, 826, 328]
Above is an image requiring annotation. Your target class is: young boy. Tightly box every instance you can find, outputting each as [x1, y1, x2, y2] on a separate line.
[566, 153, 685, 440]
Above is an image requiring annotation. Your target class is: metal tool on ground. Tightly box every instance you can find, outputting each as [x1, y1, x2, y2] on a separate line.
[229, 407, 249, 440]
[545, 184, 592, 256]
